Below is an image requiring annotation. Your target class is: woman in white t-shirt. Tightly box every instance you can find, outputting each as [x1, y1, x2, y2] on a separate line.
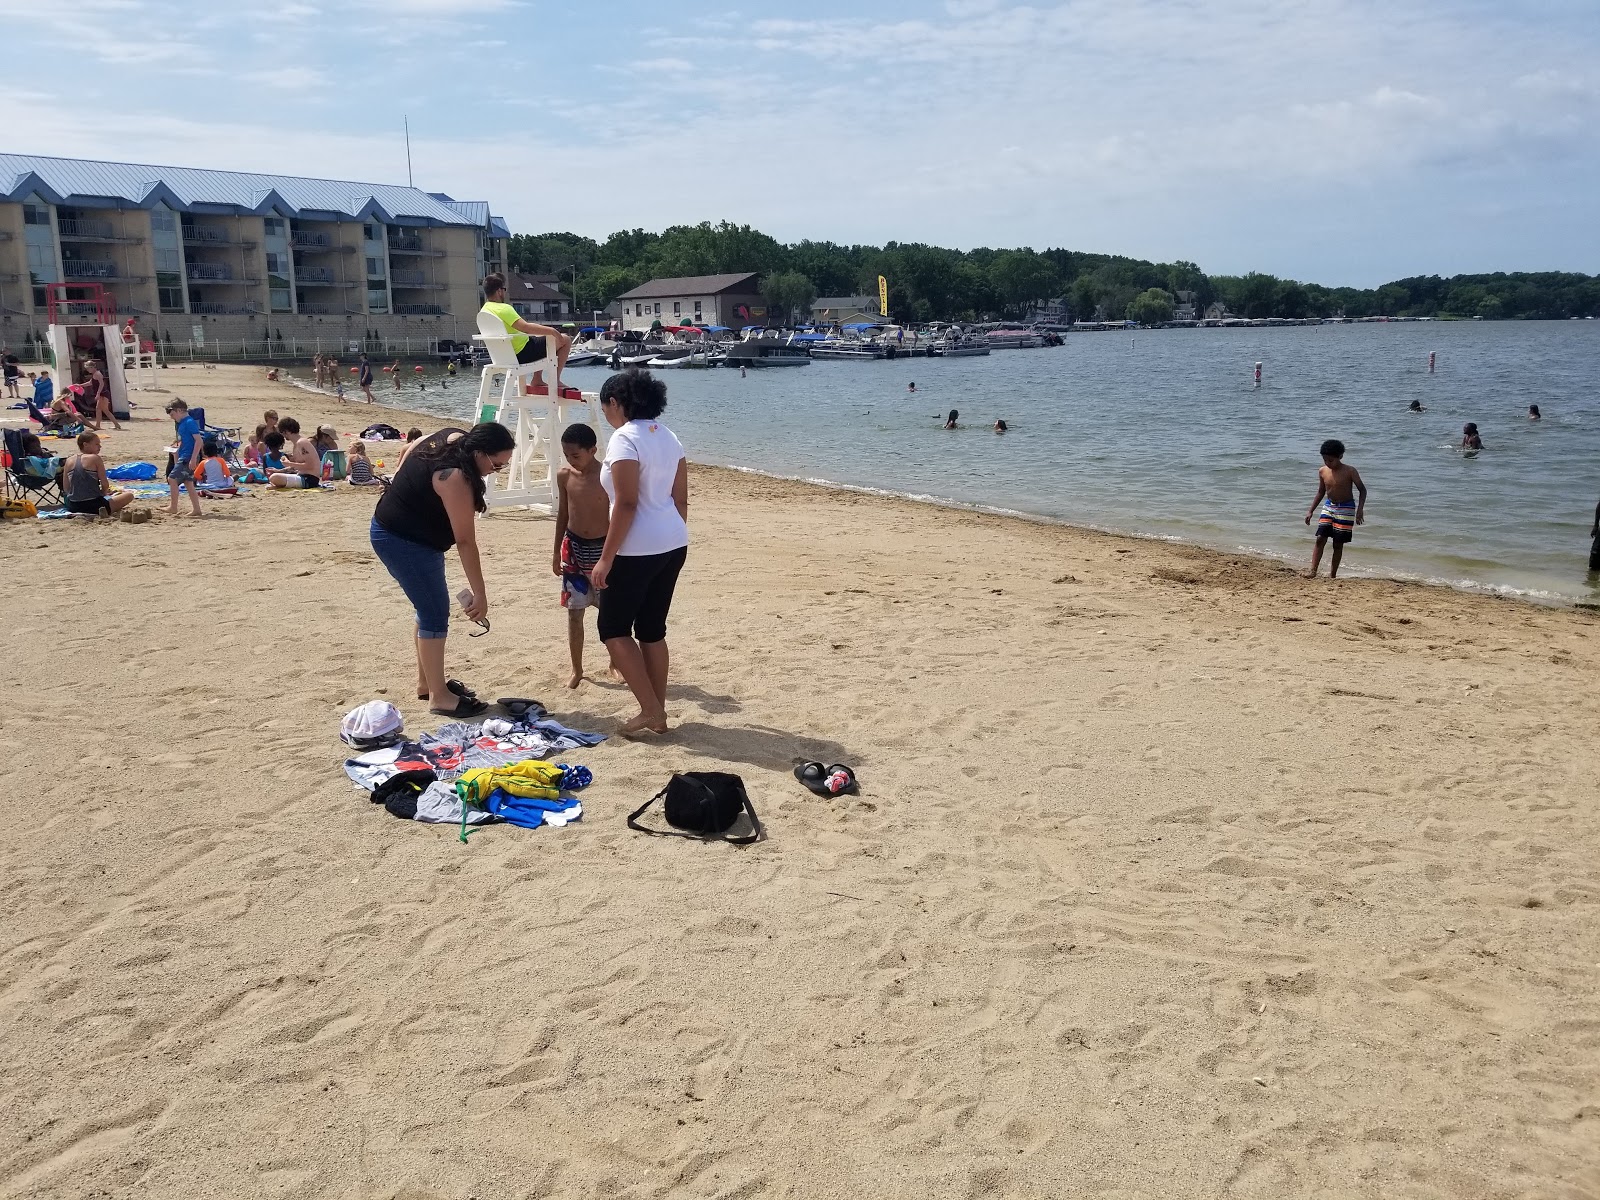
[591, 369, 689, 734]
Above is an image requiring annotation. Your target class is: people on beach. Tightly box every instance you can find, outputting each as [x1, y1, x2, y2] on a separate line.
[480, 272, 572, 392]
[390, 360, 402, 392]
[267, 417, 324, 489]
[1304, 438, 1368, 579]
[995, 419, 1008, 433]
[263, 410, 279, 440]
[1461, 423, 1484, 451]
[359, 355, 376, 403]
[244, 425, 267, 466]
[61, 431, 135, 516]
[194, 440, 239, 495]
[347, 441, 381, 487]
[1408, 400, 1426, 413]
[369, 422, 517, 717]
[1591, 498, 1600, 573]
[1528, 405, 1541, 420]
[261, 431, 287, 472]
[592, 370, 689, 735]
[553, 423, 609, 689]
[394, 427, 426, 469]
[2, 350, 19, 398]
[32, 367, 51, 410]
[314, 425, 340, 457]
[83, 360, 120, 431]
[164, 399, 204, 517]
[944, 409, 959, 429]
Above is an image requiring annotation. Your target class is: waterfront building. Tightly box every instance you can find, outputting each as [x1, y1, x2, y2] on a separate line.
[504, 272, 571, 323]
[0, 153, 509, 350]
[811, 294, 881, 323]
[617, 273, 768, 331]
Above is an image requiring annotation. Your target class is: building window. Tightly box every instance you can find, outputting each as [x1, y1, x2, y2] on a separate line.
[673, 302, 681, 314]
[26, 243, 53, 274]
[150, 209, 176, 233]
[653, 302, 661, 315]
[270, 288, 292, 313]
[155, 247, 181, 273]
[363, 223, 376, 241]
[264, 217, 285, 235]
[367, 287, 389, 313]
[265, 252, 287, 275]
[694, 300, 702, 314]
[158, 274, 185, 312]
[635, 304, 642, 316]
[23, 203, 50, 226]
[366, 256, 385, 279]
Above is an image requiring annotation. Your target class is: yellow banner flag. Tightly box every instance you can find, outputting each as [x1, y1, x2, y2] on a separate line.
[878, 275, 888, 316]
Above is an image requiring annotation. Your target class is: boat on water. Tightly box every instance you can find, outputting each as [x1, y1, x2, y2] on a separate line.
[723, 329, 810, 367]
[810, 340, 884, 360]
[933, 334, 991, 357]
[648, 349, 711, 369]
[985, 327, 1041, 349]
[564, 347, 608, 367]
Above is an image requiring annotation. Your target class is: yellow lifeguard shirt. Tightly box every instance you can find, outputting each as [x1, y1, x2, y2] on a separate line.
[481, 301, 527, 354]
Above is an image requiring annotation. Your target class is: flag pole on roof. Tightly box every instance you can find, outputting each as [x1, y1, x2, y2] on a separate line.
[404, 115, 413, 188]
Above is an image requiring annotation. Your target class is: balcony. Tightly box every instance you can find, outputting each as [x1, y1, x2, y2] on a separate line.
[187, 263, 233, 282]
[191, 302, 256, 315]
[182, 226, 231, 246]
[291, 230, 351, 251]
[387, 236, 445, 257]
[391, 270, 447, 289]
[298, 303, 337, 314]
[296, 268, 338, 285]
[63, 260, 118, 279]
[57, 217, 142, 244]
[393, 303, 445, 315]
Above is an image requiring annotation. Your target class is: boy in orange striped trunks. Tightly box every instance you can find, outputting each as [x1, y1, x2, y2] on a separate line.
[553, 423, 610, 688]
[1305, 439, 1368, 579]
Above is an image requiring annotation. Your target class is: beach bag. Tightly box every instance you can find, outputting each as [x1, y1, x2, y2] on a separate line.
[628, 772, 763, 844]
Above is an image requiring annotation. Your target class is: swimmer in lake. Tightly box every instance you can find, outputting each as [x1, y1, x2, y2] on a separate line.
[1528, 404, 1541, 420]
[944, 409, 958, 430]
[1409, 400, 1426, 413]
[1461, 422, 1484, 451]
[908, 382, 917, 393]
[994, 420, 1008, 433]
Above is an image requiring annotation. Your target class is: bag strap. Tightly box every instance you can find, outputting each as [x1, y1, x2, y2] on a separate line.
[722, 781, 763, 846]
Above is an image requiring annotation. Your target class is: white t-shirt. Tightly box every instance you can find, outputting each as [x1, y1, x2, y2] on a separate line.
[600, 418, 689, 557]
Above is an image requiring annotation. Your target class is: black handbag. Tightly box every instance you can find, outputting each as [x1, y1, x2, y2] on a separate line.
[628, 771, 763, 844]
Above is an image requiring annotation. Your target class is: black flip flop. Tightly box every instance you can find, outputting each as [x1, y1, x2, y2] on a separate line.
[418, 679, 477, 702]
[429, 695, 488, 719]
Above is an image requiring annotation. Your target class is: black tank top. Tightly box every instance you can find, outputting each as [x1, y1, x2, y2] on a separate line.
[374, 428, 467, 551]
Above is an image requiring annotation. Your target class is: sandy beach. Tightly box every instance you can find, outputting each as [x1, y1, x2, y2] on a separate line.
[2, 365, 1597, 1199]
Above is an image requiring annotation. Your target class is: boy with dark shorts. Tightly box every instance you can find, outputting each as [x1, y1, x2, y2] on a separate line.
[1305, 438, 1368, 579]
[164, 399, 204, 517]
[553, 423, 609, 688]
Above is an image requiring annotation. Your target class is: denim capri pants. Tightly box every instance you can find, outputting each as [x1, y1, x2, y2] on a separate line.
[370, 518, 449, 639]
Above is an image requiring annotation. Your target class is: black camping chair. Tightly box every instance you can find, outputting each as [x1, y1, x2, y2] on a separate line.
[4, 427, 65, 508]
[188, 406, 242, 463]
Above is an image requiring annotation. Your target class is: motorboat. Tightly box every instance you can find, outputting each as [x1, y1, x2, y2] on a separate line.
[565, 347, 607, 367]
[723, 331, 810, 367]
[810, 340, 884, 360]
[933, 334, 991, 357]
[985, 328, 1040, 349]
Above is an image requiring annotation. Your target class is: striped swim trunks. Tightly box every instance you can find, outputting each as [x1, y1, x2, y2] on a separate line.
[561, 531, 606, 610]
[1316, 500, 1356, 545]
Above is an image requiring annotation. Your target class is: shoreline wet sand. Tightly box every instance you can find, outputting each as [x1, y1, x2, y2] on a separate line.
[2, 366, 1596, 1197]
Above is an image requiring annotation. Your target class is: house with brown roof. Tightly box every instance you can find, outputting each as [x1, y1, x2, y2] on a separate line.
[616, 272, 768, 331]
[505, 272, 570, 322]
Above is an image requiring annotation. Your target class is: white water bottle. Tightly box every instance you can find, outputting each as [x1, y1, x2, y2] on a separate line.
[457, 587, 476, 614]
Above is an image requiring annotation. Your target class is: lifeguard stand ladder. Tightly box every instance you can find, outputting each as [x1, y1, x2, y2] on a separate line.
[471, 309, 600, 512]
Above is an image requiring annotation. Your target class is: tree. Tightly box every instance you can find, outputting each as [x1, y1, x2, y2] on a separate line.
[1127, 288, 1175, 325]
[761, 271, 817, 325]
[988, 250, 1060, 317]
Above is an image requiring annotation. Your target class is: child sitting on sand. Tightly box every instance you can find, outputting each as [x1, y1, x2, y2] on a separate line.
[261, 430, 287, 473]
[553, 423, 609, 688]
[347, 441, 381, 487]
[1304, 439, 1368, 580]
[243, 425, 266, 466]
[193, 439, 239, 495]
[263, 410, 279, 439]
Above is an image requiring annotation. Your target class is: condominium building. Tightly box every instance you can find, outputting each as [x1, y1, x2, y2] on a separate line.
[0, 153, 511, 349]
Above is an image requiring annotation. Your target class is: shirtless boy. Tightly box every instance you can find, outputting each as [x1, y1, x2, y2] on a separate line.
[267, 416, 323, 489]
[552, 423, 609, 688]
[1304, 438, 1368, 579]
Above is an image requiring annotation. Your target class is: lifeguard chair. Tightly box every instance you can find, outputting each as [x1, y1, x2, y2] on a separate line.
[119, 318, 160, 390]
[44, 283, 133, 421]
[471, 309, 600, 512]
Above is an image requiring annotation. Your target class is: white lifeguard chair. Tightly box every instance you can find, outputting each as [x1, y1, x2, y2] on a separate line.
[472, 309, 600, 512]
[121, 323, 159, 390]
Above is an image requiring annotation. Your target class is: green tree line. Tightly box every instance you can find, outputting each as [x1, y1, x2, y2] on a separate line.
[507, 222, 1600, 324]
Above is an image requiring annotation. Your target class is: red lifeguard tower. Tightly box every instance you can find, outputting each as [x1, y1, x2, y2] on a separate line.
[44, 282, 133, 421]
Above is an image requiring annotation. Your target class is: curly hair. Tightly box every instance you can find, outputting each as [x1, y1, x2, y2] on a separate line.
[599, 368, 668, 421]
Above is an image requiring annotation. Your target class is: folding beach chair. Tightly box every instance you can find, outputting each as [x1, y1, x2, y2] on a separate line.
[3, 427, 64, 509]
[188, 406, 242, 464]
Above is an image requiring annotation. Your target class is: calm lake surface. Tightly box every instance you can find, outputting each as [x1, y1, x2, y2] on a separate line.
[439, 321, 1600, 604]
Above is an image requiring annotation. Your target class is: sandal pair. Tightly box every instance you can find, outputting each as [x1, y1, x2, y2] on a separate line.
[794, 762, 858, 796]
[423, 679, 487, 718]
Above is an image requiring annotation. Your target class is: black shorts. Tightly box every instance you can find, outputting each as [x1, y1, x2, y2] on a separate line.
[66, 496, 109, 515]
[597, 546, 687, 644]
[515, 336, 548, 364]
[299, 472, 321, 489]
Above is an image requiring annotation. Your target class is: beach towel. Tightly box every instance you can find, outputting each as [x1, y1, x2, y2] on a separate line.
[455, 761, 568, 808]
[1316, 499, 1356, 544]
[485, 790, 583, 829]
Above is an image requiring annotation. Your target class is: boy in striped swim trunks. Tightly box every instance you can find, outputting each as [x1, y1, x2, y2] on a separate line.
[553, 424, 609, 688]
[1305, 439, 1368, 579]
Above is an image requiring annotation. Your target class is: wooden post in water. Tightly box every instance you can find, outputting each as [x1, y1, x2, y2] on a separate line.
[1429, 351, 1436, 374]
[1254, 361, 1262, 389]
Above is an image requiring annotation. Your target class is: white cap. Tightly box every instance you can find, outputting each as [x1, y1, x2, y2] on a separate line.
[340, 700, 404, 748]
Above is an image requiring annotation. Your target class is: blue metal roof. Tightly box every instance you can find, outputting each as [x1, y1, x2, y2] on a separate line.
[0, 153, 507, 230]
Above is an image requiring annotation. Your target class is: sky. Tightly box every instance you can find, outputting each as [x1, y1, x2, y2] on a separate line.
[2, 0, 1597, 287]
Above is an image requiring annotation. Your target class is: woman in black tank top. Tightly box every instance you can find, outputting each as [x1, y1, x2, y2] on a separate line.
[369, 422, 516, 716]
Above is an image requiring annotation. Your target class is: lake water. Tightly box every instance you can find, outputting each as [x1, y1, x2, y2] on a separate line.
[432, 321, 1600, 604]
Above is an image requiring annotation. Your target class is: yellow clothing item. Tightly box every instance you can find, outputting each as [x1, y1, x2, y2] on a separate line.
[480, 301, 527, 354]
[456, 761, 564, 807]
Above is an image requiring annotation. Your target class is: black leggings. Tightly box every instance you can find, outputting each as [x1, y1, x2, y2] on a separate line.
[597, 546, 687, 643]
